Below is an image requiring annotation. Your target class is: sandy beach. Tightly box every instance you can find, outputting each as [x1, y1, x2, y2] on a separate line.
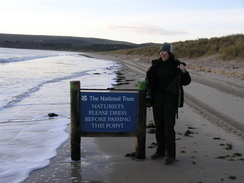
[24, 53, 244, 183]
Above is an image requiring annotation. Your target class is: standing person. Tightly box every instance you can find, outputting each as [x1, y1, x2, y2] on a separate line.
[146, 43, 191, 165]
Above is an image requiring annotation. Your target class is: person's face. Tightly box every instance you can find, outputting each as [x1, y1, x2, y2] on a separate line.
[159, 51, 169, 61]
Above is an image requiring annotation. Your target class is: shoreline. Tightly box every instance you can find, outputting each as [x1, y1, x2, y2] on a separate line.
[25, 53, 244, 183]
[24, 54, 143, 183]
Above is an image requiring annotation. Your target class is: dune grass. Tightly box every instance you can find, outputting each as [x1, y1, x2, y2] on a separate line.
[106, 34, 244, 60]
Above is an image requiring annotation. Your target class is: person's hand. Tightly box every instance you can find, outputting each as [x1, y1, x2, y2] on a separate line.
[179, 64, 186, 73]
[145, 67, 150, 72]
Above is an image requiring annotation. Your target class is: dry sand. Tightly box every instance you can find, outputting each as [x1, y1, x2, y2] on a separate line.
[25, 53, 244, 183]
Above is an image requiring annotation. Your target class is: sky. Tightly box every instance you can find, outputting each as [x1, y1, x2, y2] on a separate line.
[0, 0, 244, 44]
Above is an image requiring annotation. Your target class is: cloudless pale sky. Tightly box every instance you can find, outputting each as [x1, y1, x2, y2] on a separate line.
[0, 0, 243, 44]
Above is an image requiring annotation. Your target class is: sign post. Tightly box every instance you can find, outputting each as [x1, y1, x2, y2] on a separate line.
[70, 81, 81, 161]
[136, 81, 147, 159]
[70, 81, 147, 160]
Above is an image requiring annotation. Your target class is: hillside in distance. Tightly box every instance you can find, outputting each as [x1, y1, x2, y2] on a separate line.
[1, 33, 243, 60]
[107, 34, 244, 60]
[0, 33, 155, 51]
[106, 34, 244, 60]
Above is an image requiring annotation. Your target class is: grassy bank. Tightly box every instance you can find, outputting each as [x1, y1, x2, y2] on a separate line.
[105, 34, 244, 61]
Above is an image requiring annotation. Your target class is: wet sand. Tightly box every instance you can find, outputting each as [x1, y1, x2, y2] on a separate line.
[25, 53, 244, 183]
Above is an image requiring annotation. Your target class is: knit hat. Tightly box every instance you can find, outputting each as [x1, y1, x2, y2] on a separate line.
[159, 43, 174, 54]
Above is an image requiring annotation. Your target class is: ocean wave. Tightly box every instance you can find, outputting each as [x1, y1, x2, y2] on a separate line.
[1, 70, 93, 109]
[0, 54, 59, 64]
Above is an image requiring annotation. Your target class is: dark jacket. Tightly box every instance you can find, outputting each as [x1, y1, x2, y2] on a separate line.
[146, 57, 191, 108]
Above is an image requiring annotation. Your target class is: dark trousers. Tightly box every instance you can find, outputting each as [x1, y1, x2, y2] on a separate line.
[152, 91, 178, 157]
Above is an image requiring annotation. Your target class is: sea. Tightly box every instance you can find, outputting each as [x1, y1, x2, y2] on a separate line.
[0, 47, 120, 183]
